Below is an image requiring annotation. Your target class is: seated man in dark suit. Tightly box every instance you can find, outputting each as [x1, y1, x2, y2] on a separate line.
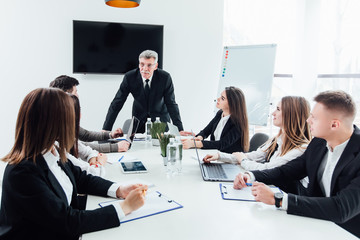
[234, 90, 360, 237]
[102, 50, 183, 133]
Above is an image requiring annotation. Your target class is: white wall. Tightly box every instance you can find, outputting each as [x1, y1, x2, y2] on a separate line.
[0, 0, 224, 157]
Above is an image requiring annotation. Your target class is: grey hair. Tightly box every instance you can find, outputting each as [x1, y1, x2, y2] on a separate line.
[139, 50, 158, 63]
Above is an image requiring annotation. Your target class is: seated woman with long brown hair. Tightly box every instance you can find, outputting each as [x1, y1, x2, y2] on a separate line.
[204, 96, 311, 173]
[181, 86, 249, 153]
[0, 88, 146, 240]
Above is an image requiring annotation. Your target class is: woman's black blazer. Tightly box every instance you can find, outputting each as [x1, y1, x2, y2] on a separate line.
[196, 110, 244, 153]
[0, 156, 120, 240]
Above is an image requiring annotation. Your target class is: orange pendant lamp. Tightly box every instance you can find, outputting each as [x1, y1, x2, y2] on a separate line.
[105, 0, 141, 8]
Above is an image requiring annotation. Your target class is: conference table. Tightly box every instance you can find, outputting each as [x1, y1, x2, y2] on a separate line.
[83, 140, 357, 240]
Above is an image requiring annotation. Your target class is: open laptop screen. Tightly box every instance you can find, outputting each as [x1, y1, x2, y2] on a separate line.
[126, 116, 140, 143]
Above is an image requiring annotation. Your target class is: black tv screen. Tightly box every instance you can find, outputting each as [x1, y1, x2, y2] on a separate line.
[73, 20, 163, 74]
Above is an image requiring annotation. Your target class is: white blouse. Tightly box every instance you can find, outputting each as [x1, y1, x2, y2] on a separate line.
[213, 114, 231, 141]
[43, 150, 73, 205]
[66, 152, 106, 177]
[218, 136, 309, 186]
[218, 136, 307, 170]
[43, 147, 124, 220]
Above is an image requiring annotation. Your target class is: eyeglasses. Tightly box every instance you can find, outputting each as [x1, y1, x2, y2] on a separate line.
[139, 63, 156, 68]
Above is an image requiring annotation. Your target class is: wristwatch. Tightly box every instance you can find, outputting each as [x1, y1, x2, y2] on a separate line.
[274, 192, 283, 208]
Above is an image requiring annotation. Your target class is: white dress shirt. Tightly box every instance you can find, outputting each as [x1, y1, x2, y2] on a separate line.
[142, 75, 154, 88]
[42, 148, 125, 221]
[321, 139, 349, 197]
[213, 114, 231, 141]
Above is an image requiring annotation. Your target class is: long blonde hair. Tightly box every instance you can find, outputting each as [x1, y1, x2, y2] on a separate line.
[2, 88, 75, 164]
[265, 96, 311, 161]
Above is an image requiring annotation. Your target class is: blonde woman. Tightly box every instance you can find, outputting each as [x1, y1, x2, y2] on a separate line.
[204, 96, 311, 173]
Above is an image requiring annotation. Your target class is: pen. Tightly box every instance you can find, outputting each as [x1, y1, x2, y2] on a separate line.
[118, 156, 124, 162]
[246, 183, 252, 187]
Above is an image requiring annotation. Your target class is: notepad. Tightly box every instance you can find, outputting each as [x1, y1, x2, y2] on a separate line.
[99, 191, 183, 223]
[219, 183, 282, 201]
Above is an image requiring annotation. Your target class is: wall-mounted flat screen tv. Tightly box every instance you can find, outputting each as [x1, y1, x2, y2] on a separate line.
[73, 20, 163, 74]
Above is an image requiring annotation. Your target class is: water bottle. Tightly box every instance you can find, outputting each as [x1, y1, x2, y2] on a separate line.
[175, 136, 183, 173]
[167, 138, 177, 174]
[145, 118, 152, 142]
[155, 117, 161, 123]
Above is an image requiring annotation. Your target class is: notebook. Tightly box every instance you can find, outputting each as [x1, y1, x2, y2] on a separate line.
[99, 191, 183, 223]
[193, 137, 240, 182]
[219, 183, 282, 201]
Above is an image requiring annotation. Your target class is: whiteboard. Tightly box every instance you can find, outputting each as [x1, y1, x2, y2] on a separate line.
[216, 44, 276, 126]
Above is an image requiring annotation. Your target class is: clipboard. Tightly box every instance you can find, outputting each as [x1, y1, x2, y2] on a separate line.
[219, 183, 282, 202]
[99, 191, 183, 223]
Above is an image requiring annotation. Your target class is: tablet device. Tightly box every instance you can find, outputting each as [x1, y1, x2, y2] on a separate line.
[120, 161, 148, 174]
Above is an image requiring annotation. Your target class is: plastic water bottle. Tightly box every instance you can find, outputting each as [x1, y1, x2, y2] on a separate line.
[145, 118, 152, 142]
[155, 117, 161, 123]
[167, 138, 177, 174]
[175, 136, 183, 173]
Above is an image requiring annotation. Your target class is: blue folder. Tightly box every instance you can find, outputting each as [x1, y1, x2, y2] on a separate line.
[99, 191, 183, 223]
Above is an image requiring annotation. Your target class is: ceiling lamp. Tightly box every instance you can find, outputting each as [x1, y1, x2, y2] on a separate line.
[105, 0, 141, 8]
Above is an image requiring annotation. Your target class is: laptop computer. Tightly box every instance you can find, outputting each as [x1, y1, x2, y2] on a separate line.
[167, 122, 181, 136]
[125, 116, 140, 143]
[193, 138, 240, 182]
[100, 116, 140, 144]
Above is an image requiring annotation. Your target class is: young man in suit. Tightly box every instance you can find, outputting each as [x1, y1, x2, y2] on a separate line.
[234, 90, 360, 237]
[102, 50, 183, 133]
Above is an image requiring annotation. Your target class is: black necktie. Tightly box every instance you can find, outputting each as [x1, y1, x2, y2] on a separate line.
[144, 79, 150, 100]
[144, 79, 150, 113]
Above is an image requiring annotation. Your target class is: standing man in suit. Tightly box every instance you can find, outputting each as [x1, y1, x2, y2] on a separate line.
[103, 50, 183, 133]
[234, 90, 360, 237]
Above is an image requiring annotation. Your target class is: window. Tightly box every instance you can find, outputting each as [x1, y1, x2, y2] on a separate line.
[224, 0, 360, 132]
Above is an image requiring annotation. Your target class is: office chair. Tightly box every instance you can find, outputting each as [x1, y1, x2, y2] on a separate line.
[249, 133, 269, 152]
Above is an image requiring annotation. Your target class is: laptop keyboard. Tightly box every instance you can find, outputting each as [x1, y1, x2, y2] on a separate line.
[204, 164, 227, 179]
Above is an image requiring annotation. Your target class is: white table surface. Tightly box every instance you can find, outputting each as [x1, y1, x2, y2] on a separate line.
[83, 141, 357, 240]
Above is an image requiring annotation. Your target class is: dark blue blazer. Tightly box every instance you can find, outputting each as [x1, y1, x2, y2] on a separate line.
[252, 126, 360, 237]
[0, 156, 120, 240]
[196, 110, 244, 153]
[103, 68, 183, 133]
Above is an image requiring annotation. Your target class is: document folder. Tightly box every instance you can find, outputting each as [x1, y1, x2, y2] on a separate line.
[99, 191, 183, 223]
[220, 183, 282, 202]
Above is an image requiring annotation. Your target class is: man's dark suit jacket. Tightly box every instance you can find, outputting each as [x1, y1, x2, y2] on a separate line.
[0, 156, 120, 240]
[103, 68, 183, 133]
[252, 126, 360, 237]
[196, 110, 244, 153]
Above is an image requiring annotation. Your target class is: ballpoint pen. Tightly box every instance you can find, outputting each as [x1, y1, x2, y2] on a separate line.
[118, 156, 124, 162]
